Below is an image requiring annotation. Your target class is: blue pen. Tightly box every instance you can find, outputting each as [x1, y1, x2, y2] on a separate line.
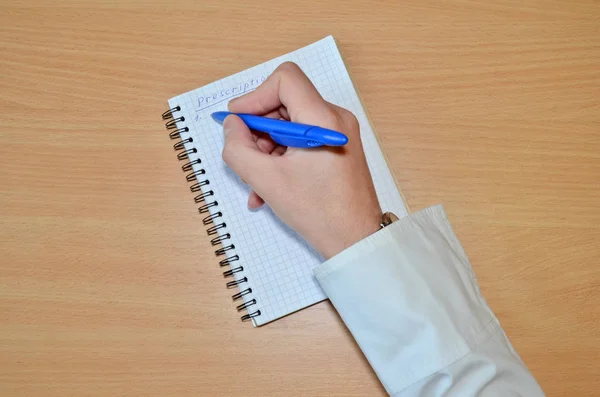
[211, 111, 348, 148]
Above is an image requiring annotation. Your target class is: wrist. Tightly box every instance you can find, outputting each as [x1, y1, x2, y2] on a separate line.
[318, 212, 382, 259]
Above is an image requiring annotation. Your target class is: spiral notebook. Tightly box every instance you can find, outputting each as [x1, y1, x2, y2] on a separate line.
[162, 36, 408, 326]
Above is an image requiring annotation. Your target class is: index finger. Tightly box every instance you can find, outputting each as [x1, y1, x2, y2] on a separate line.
[228, 62, 331, 122]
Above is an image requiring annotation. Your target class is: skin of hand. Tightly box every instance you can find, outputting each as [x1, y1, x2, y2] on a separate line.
[222, 62, 382, 259]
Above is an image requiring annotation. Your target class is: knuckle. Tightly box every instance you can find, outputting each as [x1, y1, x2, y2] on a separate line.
[342, 110, 359, 130]
[326, 107, 359, 132]
[333, 106, 359, 129]
[324, 109, 343, 127]
[277, 61, 302, 76]
[221, 144, 233, 165]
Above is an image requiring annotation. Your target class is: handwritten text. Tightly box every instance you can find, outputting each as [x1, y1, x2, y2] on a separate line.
[196, 75, 268, 112]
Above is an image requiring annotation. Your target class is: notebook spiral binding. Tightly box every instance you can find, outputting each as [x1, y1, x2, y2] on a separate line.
[162, 106, 261, 322]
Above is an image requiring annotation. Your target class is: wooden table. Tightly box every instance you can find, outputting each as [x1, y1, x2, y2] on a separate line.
[2, 1, 599, 395]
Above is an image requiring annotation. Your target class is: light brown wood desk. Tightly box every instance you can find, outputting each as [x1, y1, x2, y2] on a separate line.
[1, 1, 599, 396]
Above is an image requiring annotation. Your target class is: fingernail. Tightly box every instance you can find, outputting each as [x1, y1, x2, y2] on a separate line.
[248, 203, 264, 212]
[227, 98, 241, 112]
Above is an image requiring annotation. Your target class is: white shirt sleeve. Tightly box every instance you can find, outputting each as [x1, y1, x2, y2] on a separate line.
[314, 205, 545, 396]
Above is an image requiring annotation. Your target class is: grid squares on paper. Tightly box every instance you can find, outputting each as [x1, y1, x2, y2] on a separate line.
[167, 36, 407, 326]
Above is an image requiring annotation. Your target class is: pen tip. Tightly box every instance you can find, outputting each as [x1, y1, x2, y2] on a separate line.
[211, 111, 230, 124]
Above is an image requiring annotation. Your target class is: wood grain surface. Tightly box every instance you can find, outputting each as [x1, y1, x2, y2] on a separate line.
[1, 1, 599, 396]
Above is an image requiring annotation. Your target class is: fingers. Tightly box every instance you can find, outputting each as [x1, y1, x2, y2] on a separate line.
[248, 131, 287, 209]
[262, 107, 288, 121]
[228, 62, 331, 122]
[222, 115, 273, 186]
[255, 135, 277, 154]
[223, 116, 287, 210]
[249, 108, 287, 154]
[248, 191, 265, 209]
[279, 106, 290, 120]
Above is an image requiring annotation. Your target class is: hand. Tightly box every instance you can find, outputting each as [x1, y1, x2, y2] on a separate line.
[222, 62, 381, 259]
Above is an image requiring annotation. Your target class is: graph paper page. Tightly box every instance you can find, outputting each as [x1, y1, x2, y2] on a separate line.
[168, 36, 408, 326]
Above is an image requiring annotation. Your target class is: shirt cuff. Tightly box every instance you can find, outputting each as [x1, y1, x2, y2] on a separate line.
[313, 205, 500, 395]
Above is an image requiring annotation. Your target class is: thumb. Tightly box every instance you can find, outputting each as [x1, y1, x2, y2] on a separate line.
[221, 115, 273, 187]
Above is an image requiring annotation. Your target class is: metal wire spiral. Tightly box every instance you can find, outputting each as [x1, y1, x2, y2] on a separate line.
[163, 106, 260, 322]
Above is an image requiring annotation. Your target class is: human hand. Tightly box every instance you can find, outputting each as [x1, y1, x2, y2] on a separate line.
[222, 62, 381, 259]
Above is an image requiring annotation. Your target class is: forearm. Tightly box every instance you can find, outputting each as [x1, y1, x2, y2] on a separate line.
[314, 205, 544, 396]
